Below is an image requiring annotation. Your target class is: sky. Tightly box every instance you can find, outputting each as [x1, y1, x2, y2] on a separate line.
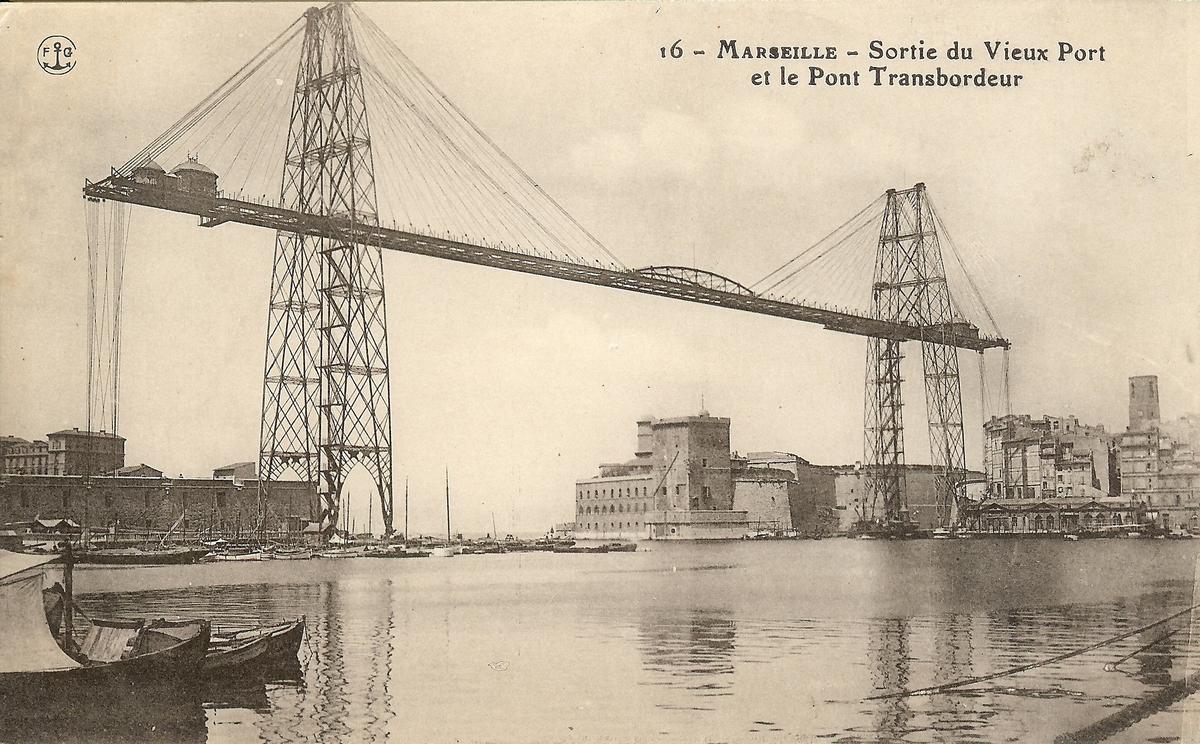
[1, 2, 1197, 536]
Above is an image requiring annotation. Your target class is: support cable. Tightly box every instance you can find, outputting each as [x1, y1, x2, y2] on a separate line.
[120, 16, 304, 174]
[751, 194, 885, 291]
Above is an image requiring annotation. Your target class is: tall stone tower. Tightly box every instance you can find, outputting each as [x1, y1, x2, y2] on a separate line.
[1129, 375, 1161, 431]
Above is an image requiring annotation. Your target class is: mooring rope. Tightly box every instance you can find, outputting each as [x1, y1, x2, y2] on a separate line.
[1054, 667, 1200, 743]
[865, 602, 1200, 700]
[1103, 619, 1194, 672]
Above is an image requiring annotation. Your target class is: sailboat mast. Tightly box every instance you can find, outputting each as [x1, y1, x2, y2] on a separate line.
[404, 477, 409, 546]
[445, 468, 451, 544]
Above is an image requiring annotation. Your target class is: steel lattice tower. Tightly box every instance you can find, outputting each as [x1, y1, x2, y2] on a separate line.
[259, 4, 393, 540]
[863, 184, 966, 530]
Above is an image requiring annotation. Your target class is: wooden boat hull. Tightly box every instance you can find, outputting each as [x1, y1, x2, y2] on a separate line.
[0, 620, 210, 707]
[205, 551, 265, 561]
[76, 548, 209, 565]
[365, 549, 430, 558]
[270, 550, 313, 560]
[204, 618, 304, 676]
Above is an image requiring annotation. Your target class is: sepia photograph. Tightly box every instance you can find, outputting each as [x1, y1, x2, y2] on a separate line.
[1, 1, 1198, 742]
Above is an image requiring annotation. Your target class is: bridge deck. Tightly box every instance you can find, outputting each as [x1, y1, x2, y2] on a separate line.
[83, 176, 1009, 352]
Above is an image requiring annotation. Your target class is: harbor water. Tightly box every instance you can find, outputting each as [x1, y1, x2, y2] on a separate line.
[43, 540, 1200, 742]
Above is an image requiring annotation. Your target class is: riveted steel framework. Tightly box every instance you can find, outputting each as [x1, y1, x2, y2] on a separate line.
[863, 184, 967, 529]
[259, 4, 393, 540]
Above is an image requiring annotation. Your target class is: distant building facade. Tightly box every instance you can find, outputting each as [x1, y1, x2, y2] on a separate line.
[47, 429, 125, 476]
[1120, 375, 1200, 531]
[214, 461, 257, 480]
[982, 414, 1120, 501]
[3, 428, 125, 477]
[1, 437, 49, 475]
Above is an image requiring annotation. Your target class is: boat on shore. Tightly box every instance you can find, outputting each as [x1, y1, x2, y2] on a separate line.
[203, 617, 304, 676]
[269, 546, 313, 560]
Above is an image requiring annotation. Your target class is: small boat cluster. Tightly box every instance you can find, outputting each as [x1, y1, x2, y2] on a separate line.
[0, 548, 305, 723]
[91, 535, 639, 562]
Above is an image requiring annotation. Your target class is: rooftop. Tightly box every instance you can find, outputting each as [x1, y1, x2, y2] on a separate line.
[47, 428, 125, 440]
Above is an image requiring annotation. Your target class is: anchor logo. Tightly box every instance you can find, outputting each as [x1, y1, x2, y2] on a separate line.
[38, 36, 76, 75]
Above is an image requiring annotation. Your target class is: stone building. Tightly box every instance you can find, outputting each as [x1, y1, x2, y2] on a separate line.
[574, 419, 841, 539]
[214, 461, 257, 480]
[832, 464, 976, 532]
[575, 413, 745, 539]
[46, 429, 126, 476]
[732, 468, 799, 532]
[1120, 375, 1200, 531]
[0, 472, 315, 541]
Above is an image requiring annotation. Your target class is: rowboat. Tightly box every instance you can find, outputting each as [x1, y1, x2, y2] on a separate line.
[203, 617, 304, 676]
[204, 548, 265, 562]
[603, 542, 637, 553]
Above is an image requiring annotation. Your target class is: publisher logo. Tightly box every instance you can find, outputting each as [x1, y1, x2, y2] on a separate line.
[38, 35, 76, 75]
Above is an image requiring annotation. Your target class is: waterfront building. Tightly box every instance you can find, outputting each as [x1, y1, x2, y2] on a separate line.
[575, 413, 746, 539]
[574, 418, 841, 539]
[1120, 375, 1200, 531]
[961, 412, 1131, 534]
[732, 467, 804, 532]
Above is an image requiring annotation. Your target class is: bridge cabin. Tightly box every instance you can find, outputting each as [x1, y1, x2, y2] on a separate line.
[129, 155, 219, 198]
[169, 156, 219, 195]
[131, 159, 171, 187]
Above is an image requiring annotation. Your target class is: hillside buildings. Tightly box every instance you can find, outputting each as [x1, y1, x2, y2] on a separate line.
[962, 413, 1133, 533]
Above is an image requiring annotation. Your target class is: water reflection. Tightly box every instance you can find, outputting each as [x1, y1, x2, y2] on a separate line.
[0, 692, 208, 744]
[864, 618, 913, 741]
[26, 543, 1200, 742]
[638, 609, 736, 681]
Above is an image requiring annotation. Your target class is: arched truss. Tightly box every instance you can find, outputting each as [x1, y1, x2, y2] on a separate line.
[634, 266, 756, 296]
